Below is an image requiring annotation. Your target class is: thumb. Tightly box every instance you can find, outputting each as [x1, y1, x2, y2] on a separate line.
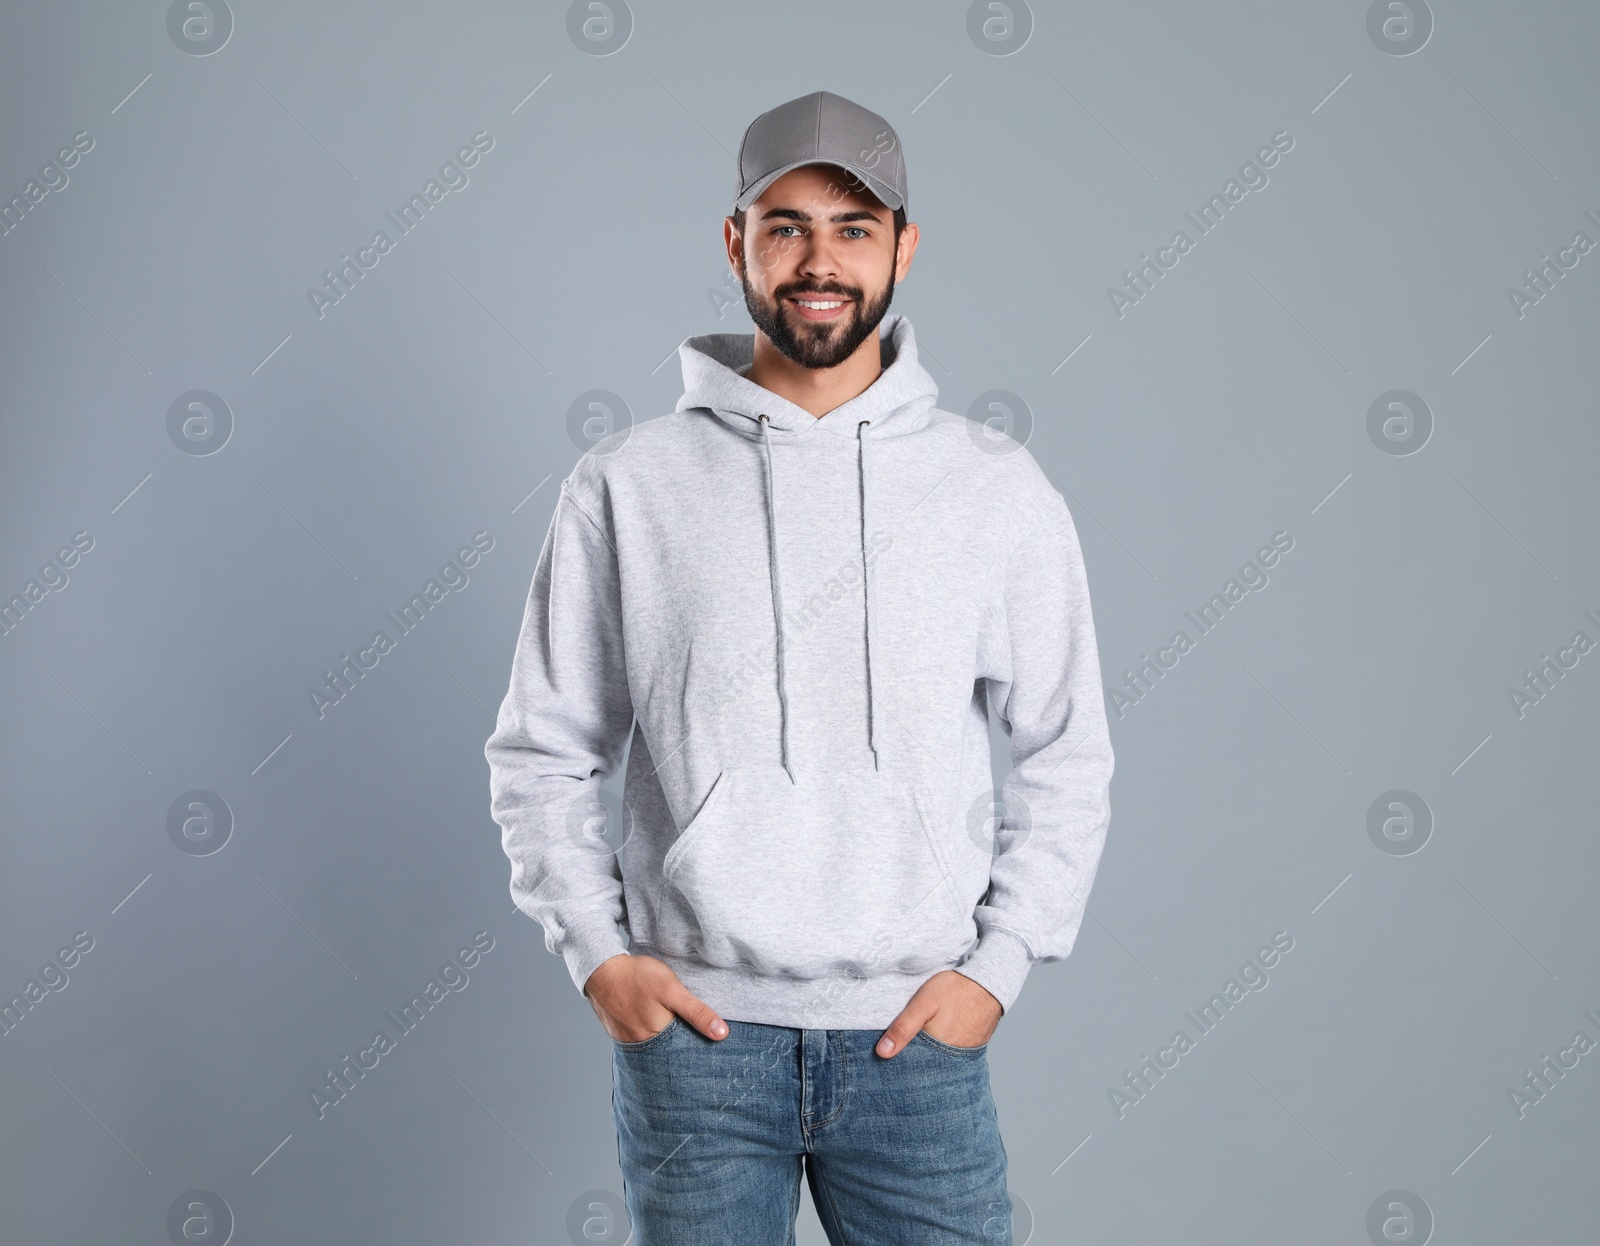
[666, 987, 729, 1041]
[876, 997, 934, 1059]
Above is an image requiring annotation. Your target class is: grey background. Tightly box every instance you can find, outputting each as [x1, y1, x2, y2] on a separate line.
[2, 1, 1596, 1242]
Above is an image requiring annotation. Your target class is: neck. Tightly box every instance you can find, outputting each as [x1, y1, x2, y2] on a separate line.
[746, 329, 882, 419]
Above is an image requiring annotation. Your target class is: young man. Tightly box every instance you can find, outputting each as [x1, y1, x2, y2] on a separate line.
[485, 90, 1114, 1244]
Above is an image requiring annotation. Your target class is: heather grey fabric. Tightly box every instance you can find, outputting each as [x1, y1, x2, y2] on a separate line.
[485, 313, 1114, 1027]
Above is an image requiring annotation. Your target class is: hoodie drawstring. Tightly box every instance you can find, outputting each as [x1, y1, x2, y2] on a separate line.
[858, 419, 880, 771]
[756, 414, 881, 781]
[758, 415, 796, 784]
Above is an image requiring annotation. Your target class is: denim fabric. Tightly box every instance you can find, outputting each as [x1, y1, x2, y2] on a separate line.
[611, 1018, 1012, 1244]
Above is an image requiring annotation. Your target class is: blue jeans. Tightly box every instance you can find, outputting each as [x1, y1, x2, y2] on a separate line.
[611, 1017, 1012, 1244]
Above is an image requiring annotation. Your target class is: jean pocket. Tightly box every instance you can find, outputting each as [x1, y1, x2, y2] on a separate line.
[662, 765, 972, 978]
[915, 1029, 989, 1057]
[611, 1015, 682, 1052]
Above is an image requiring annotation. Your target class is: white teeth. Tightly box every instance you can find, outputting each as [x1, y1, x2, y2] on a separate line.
[796, 299, 844, 309]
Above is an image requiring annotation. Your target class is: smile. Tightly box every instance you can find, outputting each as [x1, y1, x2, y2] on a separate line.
[787, 296, 852, 320]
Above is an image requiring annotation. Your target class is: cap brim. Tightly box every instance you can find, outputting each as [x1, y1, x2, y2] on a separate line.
[734, 160, 903, 214]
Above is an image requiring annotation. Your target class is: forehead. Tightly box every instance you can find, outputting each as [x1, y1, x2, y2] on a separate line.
[750, 163, 890, 219]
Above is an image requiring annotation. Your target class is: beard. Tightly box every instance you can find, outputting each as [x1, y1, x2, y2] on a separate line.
[741, 264, 896, 370]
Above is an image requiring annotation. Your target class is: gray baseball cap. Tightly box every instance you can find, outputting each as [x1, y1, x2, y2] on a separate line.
[734, 90, 907, 215]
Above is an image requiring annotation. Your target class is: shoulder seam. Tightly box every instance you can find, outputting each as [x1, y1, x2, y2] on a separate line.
[560, 481, 619, 556]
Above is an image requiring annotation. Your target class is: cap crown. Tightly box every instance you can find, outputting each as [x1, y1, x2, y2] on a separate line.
[735, 90, 906, 214]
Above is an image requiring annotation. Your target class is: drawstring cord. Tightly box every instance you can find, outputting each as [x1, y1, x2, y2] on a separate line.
[758, 415, 797, 785]
[757, 412, 880, 780]
[858, 419, 880, 771]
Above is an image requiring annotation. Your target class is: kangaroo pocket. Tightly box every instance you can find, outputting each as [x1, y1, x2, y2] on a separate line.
[661, 765, 974, 978]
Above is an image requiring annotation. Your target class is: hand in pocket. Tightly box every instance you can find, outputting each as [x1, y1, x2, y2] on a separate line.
[584, 952, 729, 1043]
[876, 969, 1002, 1057]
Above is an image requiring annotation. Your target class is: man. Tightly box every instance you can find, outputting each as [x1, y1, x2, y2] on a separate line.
[485, 90, 1114, 1245]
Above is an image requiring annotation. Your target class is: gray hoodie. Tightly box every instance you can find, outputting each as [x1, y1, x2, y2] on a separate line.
[485, 313, 1114, 1029]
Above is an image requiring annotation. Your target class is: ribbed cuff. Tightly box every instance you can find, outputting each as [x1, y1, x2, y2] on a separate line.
[558, 916, 631, 999]
[954, 928, 1034, 1016]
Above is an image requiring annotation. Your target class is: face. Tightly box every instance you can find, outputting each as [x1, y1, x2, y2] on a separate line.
[727, 164, 911, 370]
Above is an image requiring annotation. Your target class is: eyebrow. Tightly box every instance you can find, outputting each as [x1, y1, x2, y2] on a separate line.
[758, 207, 884, 225]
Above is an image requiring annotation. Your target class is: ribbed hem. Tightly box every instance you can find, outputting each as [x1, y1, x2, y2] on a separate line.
[645, 947, 950, 1029]
[953, 928, 1034, 1016]
[558, 917, 631, 998]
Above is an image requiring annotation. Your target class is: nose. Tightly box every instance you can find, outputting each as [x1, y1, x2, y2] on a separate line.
[798, 233, 841, 281]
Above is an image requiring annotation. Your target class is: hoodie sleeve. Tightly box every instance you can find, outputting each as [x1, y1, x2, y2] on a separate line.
[956, 486, 1115, 1016]
[485, 480, 635, 998]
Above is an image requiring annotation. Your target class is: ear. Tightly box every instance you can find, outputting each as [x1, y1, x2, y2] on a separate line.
[893, 221, 920, 283]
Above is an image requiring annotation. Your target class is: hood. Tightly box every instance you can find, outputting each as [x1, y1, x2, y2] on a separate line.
[674, 312, 938, 441]
[670, 313, 941, 783]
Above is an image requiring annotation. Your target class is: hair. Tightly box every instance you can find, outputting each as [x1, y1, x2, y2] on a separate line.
[732, 202, 907, 246]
